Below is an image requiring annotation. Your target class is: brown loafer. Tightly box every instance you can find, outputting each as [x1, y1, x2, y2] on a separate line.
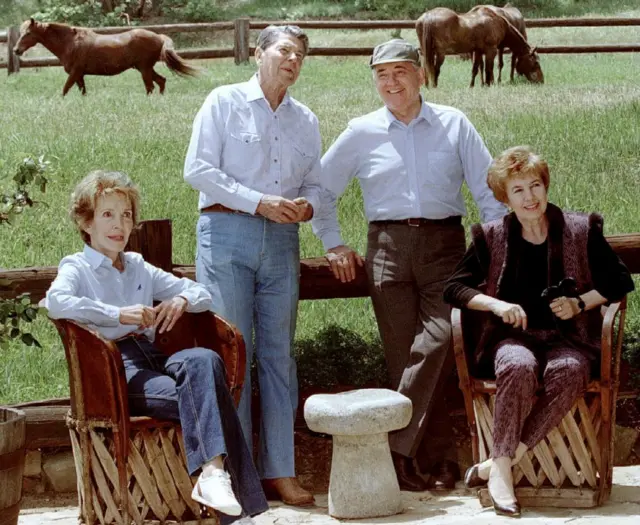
[261, 477, 315, 507]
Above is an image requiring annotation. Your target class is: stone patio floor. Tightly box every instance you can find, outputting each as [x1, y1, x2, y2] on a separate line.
[18, 466, 640, 525]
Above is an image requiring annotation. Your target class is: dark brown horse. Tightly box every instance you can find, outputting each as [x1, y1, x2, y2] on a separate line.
[14, 18, 198, 96]
[470, 3, 532, 83]
[416, 6, 543, 88]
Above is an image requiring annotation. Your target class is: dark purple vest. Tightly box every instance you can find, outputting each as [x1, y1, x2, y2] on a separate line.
[471, 203, 602, 365]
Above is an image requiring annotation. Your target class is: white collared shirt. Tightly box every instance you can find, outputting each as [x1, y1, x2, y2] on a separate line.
[312, 102, 508, 250]
[45, 245, 213, 341]
[184, 74, 322, 215]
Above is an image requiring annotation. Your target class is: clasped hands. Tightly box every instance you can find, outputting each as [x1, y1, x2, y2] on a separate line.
[490, 296, 582, 330]
[118, 296, 188, 334]
[256, 195, 313, 224]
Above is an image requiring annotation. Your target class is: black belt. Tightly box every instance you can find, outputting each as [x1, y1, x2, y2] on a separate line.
[370, 216, 462, 227]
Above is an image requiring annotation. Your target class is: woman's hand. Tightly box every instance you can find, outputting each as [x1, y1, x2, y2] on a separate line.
[119, 305, 156, 328]
[153, 296, 188, 334]
[550, 296, 581, 320]
[490, 300, 528, 330]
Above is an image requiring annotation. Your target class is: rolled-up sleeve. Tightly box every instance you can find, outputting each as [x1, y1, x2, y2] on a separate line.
[184, 90, 264, 214]
[459, 117, 508, 223]
[45, 260, 121, 326]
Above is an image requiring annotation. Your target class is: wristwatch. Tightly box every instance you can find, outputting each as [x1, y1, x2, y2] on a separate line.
[576, 297, 586, 313]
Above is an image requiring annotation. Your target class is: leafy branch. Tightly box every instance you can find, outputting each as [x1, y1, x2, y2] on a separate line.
[0, 156, 50, 348]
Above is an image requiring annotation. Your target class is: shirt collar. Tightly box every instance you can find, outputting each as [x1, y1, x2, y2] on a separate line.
[383, 97, 432, 129]
[246, 74, 291, 107]
[83, 244, 123, 270]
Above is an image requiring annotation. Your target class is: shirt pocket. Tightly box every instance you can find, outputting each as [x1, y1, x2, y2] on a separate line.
[421, 150, 461, 188]
[226, 129, 264, 173]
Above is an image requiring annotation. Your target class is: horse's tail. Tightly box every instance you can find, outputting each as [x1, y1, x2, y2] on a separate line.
[160, 35, 199, 77]
[416, 13, 435, 88]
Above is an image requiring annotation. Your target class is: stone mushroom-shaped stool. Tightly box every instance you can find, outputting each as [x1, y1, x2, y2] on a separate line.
[304, 388, 412, 519]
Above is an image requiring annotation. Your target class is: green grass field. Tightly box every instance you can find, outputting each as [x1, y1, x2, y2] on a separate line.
[1, 15, 639, 403]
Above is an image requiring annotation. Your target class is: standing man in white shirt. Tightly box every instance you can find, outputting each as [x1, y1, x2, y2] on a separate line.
[184, 25, 319, 507]
[312, 39, 507, 491]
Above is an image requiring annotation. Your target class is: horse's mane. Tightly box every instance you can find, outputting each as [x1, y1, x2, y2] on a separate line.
[486, 9, 532, 53]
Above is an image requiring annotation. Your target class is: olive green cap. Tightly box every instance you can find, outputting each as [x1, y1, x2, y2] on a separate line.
[369, 39, 421, 68]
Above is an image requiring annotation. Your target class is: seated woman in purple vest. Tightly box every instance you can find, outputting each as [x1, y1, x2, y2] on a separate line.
[45, 170, 268, 523]
[443, 146, 634, 517]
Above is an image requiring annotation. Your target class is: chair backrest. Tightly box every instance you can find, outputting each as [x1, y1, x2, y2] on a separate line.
[51, 318, 129, 425]
[154, 311, 246, 404]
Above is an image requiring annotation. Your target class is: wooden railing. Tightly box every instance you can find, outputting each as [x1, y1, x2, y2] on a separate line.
[1, 219, 639, 302]
[3, 16, 640, 74]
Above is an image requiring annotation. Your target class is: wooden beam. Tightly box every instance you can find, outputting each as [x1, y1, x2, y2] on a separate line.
[478, 486, 598, 508]
[125, 219, 173, 272]
[234, 17, 251, 65]
[2, 232, 639, 302]
[7, 26, 19, 75]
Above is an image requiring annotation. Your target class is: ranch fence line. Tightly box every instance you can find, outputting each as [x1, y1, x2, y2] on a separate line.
[2, 16, 640, 73]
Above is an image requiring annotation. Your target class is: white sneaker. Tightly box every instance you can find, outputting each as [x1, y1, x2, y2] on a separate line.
[192, 470, 242, 516]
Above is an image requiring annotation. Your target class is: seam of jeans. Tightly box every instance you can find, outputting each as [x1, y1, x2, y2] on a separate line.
[128, 394, 176, 401]
[181, 361, 209, 465]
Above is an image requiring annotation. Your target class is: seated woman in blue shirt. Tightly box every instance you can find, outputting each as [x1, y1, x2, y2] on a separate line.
[45, 170, 268, 522]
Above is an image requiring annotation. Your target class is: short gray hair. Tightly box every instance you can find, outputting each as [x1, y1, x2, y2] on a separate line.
[256, 25, 309, 56]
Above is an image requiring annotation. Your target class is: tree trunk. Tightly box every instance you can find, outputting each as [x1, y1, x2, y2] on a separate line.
[101, 0, 115, 14]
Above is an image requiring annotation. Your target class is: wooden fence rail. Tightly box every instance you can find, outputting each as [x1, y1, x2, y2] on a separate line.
[3, 16, 640, 73]
[1, 220, 639, 302]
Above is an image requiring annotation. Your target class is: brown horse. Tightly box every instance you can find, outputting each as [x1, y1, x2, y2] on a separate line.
[14, 18, 198, 96]
[470, 3, 531, 83]
[416, 6, 542, 88]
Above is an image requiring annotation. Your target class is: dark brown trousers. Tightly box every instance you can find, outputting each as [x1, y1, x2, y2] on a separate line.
[366, 221, 466, 462]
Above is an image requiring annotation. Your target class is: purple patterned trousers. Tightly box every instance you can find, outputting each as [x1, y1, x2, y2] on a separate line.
[492, 333, 590, 459]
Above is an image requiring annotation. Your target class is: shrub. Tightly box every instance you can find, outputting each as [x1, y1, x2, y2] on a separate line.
[294, 324, 388, 389]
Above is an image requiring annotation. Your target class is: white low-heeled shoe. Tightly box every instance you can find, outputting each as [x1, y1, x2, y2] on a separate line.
[191, 470, 242, 516]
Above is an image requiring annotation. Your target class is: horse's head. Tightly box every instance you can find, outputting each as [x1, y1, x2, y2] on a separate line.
[516, 47, 544, 84]
[14, 18, 44, 56]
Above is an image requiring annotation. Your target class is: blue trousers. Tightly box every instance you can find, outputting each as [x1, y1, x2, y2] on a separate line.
[117, 337, 268, 520]
[196, 212, 299, 479]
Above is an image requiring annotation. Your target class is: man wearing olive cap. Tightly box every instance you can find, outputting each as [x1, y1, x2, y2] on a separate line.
[311, 39, 506, 491]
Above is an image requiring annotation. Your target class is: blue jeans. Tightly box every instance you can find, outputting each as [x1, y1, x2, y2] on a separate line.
[196, 212, 299, 479]
[117, 337, 268, 520]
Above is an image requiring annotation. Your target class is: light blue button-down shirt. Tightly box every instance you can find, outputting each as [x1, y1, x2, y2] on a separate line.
[312, 102, 508, 250]
[184, 74, 322, 215]
[45, 245, 213, 341]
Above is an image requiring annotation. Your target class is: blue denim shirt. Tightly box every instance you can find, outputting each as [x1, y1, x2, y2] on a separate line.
[184, 74, 322, 216]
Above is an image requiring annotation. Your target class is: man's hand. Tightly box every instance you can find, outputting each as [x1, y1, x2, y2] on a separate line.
[293, 197, 313, 222]
[550, 296, 581, 320]
[119, 305, 156, 328]
[154, 296, 188, 334]
[325, 245, 364, 283]
[256, 195, 300, 223]
[490, 300, 528, 330]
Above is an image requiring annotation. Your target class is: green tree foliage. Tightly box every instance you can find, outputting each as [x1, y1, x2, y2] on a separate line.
[0, 156, 50, 348]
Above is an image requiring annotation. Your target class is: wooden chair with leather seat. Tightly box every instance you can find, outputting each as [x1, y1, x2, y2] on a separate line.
[452, 298, 627, 508]
[50, 310, 246, 525]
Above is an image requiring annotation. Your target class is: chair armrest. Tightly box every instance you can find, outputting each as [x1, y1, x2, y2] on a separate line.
[49, 318, 130, 431]
[600, 298, 627, 388]
[153, 310, 246, 406]
[194, 311, 246, 406]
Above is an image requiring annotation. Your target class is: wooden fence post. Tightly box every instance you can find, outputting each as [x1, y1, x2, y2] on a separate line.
[7, 26, 20, 75]
[234, 17, 251, 65]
